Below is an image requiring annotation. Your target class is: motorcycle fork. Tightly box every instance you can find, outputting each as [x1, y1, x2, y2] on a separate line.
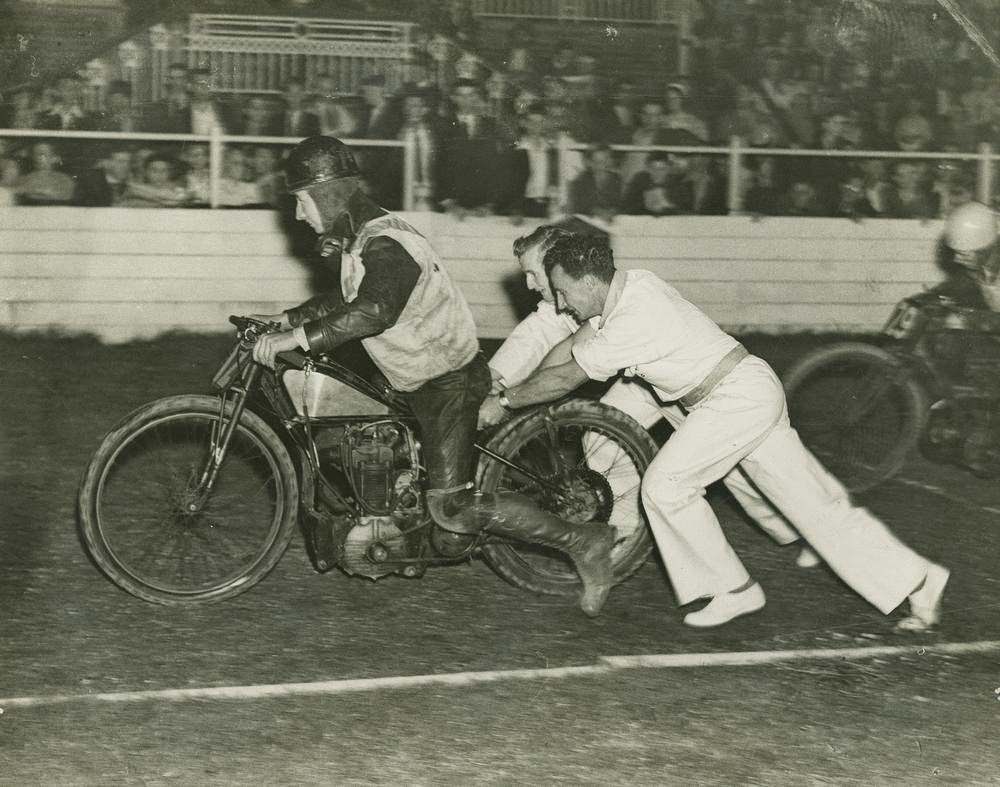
[192, 364, 262, 506]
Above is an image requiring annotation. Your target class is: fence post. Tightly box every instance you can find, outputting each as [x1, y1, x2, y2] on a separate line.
[727, 135, 744, 214]
[209, 126, 222, 209]
[977, 142, 993, 205]
[402, 137, 416, 212]
[555, 137, 568, 216]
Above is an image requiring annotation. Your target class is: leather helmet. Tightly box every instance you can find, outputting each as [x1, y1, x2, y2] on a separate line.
[284, 135, 360, 192]
[945, 201, 997, 254]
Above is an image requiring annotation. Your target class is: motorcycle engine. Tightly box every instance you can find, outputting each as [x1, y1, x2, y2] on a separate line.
[923, 398, 1000, 476]
[338, 421, 424, 578]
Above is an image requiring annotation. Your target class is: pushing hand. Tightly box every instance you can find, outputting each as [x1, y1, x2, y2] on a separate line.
[478, 394, 509, 429]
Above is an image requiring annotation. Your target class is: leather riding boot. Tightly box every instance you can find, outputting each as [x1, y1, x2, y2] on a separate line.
[427, 485, 615, 617]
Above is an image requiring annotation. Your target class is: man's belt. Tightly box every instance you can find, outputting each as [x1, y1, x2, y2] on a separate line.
[678, 344, 750, 409]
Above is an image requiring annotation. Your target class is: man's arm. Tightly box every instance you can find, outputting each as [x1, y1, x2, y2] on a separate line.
[297, 235, 420, 354]
[253, 234, 420, 368]
[488, 302, 577, 389]
[503, 357, 590, 409]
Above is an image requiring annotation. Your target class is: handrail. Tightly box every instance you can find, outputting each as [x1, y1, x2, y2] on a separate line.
[0, 127, 409, 209]
[2, 127, 995, 213]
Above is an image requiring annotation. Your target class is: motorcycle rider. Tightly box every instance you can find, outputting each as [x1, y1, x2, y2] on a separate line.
[250, 135, 615, 616]
[940, 200, 1000, 311]
[485, 224, 821, 569]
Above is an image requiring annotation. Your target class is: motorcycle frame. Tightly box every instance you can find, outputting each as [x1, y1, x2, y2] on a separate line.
[204, 325, 574, 564]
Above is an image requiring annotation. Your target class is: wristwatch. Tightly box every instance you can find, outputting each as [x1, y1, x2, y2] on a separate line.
[498, 391, 514, 411]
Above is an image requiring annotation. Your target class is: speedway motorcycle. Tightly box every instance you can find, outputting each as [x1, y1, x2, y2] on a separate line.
[78, 316, 657, 605]
[782, 293, 1000, 492]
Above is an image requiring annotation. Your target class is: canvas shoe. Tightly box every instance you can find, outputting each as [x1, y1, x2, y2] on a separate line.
[684, 582, 766, 628]
[896, 563, 949, 632]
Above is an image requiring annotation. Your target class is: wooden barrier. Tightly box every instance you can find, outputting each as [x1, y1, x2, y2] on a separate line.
[0, 207, 946, 343]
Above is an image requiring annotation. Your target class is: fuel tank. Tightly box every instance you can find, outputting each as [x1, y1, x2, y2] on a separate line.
[282, 369, 390, 417]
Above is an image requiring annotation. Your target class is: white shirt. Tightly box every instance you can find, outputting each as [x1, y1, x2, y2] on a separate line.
[572, 270, 739, 401]
[191, 103, 222, 136]
[489, 300, 578, 387]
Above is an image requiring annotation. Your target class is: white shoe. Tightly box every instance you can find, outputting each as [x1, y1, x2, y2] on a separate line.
[896, 563, 950, 632]
[684, 583, 766, 628]
[795, 546, 821, 568]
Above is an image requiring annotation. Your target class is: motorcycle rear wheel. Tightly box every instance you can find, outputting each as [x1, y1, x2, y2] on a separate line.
[782, 342, 929, 492]
[476, 399, 658, 597]
[78, 394, 298, 605]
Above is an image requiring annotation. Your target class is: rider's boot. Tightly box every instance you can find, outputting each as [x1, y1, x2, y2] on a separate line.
[426, 485, 615, 617]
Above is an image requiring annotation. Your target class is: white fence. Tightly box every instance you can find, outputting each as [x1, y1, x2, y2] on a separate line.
[0, 207, 947, 343]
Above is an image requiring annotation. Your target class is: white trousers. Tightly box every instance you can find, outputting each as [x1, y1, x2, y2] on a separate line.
[638, 356, 930, 615]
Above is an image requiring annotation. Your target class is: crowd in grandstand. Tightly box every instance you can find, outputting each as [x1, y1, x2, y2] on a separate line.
[1, 0, 998, 216]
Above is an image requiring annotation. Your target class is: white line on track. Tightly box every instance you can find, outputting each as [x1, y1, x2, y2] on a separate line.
[2, 640, 998, 711]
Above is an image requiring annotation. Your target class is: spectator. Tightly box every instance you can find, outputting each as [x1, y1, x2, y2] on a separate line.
[832, 166, 880, 220]
[121, 153, 188, 207]
[894, 94, 935, 152]
[931, 160, 976, 217]
[714, 83, 786, 147]
[7, 89, 39, 129]
[188, 68, 232, 135]
[621, 101, 669, 185]
[0, 143, 20, 206]
[512, 102, 558, 218]
[180, 143, 210, 204]
[662, 82, 709, 143]
[780, 180, 824, 216]
[37, 75, 88, 130]
[858, 158, 892, 215]
[589, 80, 637, 144]
[359, 73, 400, 138]
[74, 146, 132, 206]
[883, 160, 937, 219]
[438, 78, 517, 214]
[249, 146, 284, 207]
[860, 92, 895, 150]
[743, 157, 783, 215]
[87, 81, 140, 133]
[500, 21, 542, 87]
[16, 141, 76, 205]
[217, 147, 262, 206]
[142, 66, 191, 133]
[398, 88, 444, 208]
[549, 41, 578, 79]
[567, 143, 622, 220]
[279, 78, 321, 137]
[239, 95, 281, 137]
[622, 151, 694, 216]
[784, 91, 818, 148]
[312, 74, 361, 138]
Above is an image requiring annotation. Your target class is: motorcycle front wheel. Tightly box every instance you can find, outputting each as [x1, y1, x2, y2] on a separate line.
[476, 399, 658, 597]
[782, 342, 929, 492]
[78, 394, 299, 605]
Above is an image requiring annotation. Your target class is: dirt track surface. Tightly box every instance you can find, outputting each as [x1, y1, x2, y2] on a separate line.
[1, 331, 998, 785]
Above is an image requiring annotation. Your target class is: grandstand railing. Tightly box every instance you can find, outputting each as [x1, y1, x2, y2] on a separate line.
[471, 0, 688, 23]
[2, 128, 996, 215]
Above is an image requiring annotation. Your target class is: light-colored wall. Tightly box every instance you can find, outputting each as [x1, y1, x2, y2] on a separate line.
[0, 207, 946, 343]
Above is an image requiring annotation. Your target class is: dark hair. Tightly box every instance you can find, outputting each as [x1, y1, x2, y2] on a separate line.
[646, 150, 671, 165]
[512, 224, 572, 259]
[543, 234, 615, 284]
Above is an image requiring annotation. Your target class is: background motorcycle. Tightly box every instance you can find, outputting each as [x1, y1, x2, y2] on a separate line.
[782, 293, 1000, 492]
[77, 316, 658, 605]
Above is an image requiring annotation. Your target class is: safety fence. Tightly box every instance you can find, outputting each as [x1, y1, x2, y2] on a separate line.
[2, 127, 997, 214]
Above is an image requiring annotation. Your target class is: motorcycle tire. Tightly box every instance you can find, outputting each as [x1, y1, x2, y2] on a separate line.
[782, 342, 929, 493]
[476, 399, 658, 597]
[78, 394, 299, 605]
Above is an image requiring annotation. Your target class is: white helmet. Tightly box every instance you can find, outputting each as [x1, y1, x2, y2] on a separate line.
[944, 201, 997, 254]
